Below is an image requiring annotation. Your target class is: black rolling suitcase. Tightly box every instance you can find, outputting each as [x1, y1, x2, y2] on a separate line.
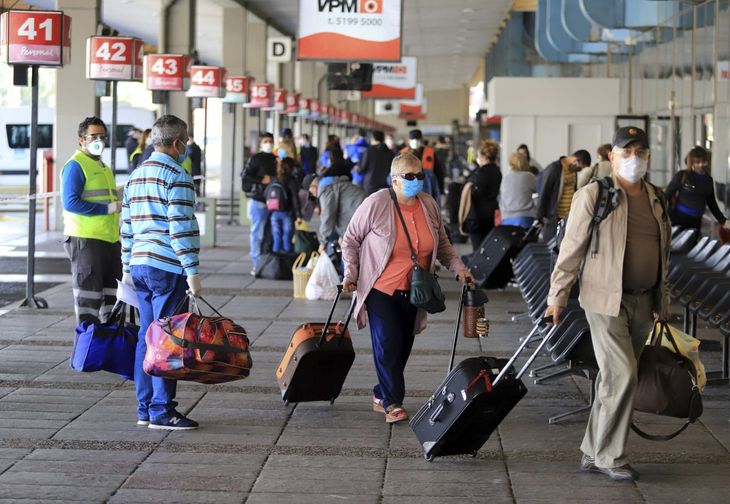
[467, 226, 526, 288]
[410, 289, 555, 461]
[276, 286, 356, 405]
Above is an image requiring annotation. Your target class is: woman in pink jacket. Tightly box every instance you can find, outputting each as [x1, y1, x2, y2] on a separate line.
[342, 153, 473, 423]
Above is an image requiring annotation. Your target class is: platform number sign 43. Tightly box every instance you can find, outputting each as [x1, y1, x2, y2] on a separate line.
[151, 57, 178, 76]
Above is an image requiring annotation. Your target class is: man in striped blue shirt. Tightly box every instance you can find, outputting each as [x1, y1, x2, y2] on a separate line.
[120, 114, 202, 431]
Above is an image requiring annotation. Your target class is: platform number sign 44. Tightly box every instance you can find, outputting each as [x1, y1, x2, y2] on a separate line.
[192, 69, 216, 85]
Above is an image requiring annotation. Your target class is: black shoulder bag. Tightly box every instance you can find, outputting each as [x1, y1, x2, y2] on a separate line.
[388, 189, 446, 314]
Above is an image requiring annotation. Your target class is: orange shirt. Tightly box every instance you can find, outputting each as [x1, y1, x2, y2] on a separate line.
[373, 202, 435, 295]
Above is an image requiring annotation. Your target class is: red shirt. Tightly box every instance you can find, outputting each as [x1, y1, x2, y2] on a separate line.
[373, 201, 435, 295]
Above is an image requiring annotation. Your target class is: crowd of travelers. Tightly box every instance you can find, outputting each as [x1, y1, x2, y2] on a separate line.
[60, 115, 728, 481]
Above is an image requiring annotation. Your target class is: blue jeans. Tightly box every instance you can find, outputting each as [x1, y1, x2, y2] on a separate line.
[248, 200, 268, 268]
[131, 265, 187, 422]
[270, 211, 293, 254]
[366, 288, 418, 409]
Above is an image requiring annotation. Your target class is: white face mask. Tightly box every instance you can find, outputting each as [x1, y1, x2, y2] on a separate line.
[408, 139, 420, 150]
[87, 139, 105, 157]
[385, 138, 394, 149]
[618, 156, 648, 183]
[261, 142, 273, 154]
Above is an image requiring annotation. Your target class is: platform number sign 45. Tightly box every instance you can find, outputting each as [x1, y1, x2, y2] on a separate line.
[1, 10, 71, 66]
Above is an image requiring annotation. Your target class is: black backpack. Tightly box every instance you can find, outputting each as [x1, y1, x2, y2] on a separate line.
[554, 177, 619, 256]
[555, 177, 668, 257]
[266, 181, 289, 212]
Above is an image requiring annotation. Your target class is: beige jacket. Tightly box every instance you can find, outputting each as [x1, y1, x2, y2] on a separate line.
[547, 176, 671, 317]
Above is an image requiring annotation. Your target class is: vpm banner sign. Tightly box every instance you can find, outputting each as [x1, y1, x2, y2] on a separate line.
[362, 56, 416, 99]
[298, 0, 402, 62]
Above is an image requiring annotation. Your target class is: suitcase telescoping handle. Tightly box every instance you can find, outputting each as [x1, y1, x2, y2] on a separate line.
[317, 285, 357, 346]
[492, 316, 556, 387]
[447, 284, 468, 373]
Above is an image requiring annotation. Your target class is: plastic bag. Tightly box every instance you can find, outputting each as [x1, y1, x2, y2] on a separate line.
[305, 253, 340, 301]
[647, 322, 707, 390]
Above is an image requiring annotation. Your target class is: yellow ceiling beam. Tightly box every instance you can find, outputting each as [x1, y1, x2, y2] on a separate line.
[512, 0, 537, 12]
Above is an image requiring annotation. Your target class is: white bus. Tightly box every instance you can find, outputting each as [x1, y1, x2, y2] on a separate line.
[0, 104, 156, 176]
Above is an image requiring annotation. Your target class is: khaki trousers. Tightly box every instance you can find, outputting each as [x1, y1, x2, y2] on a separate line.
[581, 292, 654, 468]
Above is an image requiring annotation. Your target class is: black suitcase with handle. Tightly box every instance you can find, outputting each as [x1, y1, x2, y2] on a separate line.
[410, 288, 555, 461]
[467, 226, 527, 288]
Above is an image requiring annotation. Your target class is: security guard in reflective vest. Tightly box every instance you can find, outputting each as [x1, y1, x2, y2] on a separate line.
[61, 117, 122, 324]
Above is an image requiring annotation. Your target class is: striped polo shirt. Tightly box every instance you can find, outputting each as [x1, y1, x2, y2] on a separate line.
[121, 152, 200, 276]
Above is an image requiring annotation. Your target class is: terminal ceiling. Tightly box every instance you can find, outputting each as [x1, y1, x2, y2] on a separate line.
[18, 0, 514, 90]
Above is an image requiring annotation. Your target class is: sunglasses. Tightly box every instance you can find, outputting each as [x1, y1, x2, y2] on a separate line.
[397, 172, 425, 181]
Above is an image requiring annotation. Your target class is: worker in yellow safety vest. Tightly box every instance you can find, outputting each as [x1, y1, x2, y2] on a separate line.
[60, 117, 122, 325]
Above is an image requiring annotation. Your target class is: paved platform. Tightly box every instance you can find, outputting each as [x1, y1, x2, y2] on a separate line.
[0, 223, 728, 503]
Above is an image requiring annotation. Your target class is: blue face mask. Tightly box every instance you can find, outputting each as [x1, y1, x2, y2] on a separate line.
[176, 141, 188, 165]
[278, 147, 287, 160]
[400, 177, 423, 198]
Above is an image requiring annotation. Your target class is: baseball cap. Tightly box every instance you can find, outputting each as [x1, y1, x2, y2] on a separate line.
[408, 129, 423, 140]
[612, 126, 649, 149]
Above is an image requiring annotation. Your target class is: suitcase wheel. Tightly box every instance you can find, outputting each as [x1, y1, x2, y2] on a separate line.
[423, 453, 434, 462]
[284, 400, 290, 406]
[469, 451, 478, 458]
[330, 398, 335, 405]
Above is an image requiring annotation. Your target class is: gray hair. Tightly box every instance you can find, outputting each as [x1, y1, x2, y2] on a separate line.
[151, 115, 188, 147]
[390, 152, 422, 176]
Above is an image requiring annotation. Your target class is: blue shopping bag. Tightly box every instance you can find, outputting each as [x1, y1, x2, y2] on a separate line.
[70, 302, 138, 380]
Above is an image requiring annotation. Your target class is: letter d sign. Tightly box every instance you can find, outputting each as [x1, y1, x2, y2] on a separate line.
[267, 37, 291, 63]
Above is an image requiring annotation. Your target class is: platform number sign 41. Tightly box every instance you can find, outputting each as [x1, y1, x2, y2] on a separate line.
[1, 10, 71, 66]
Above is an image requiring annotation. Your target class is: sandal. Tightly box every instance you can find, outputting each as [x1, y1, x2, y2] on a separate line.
[385, 404, 409, 424]
[372, 395, 385, 413]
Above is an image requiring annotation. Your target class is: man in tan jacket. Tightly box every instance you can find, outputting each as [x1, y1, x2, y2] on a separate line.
[545, 126, 671, 482]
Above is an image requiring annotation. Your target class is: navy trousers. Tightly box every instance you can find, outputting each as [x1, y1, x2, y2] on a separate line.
[366, 288, 418, 410]
[131, 265, 188, 422]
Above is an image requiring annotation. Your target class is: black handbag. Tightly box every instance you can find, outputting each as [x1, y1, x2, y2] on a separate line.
[294, 230, 319, 255]
[631, 321, 703, 441]
[255, 253, 295, 280]
[389, 189, 446, 314]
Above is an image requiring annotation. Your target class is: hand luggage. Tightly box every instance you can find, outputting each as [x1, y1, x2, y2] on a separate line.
[70, 301, 137, 380]
[144, 295, 252, 384]
[277, 285, 356, 405]
[410, 288, 555, 461]
[294, 230, 319, 255]
[467, 226, 526, 288]
[255, 252, 295, 280]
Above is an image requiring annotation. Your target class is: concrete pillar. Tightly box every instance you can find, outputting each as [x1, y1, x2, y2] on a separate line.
[220, 6, 246, 203]
[161, 0, 195, 126]
[245, 12, 267, 145]
[53, 0, 99, 231]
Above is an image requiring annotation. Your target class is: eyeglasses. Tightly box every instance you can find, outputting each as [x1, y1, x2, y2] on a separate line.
[84, 134, 107, 142]
[397, 172, 425, 181]
[616, 147, 650, 160]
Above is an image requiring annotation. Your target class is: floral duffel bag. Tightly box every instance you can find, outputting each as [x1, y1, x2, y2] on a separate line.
[143, 295, 252, 384]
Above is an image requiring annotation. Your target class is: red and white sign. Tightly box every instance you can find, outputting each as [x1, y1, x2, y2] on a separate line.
[86, 36, 142, 81]
[222, 76, 251, 104]
[363, 56, 416, 98]
[271, 88, 287, 111]
[132, 39, 144, 80]
[144, 54, 190, 91]
[298, 0, 402, 62]
[286, 92, 300, 114]
[246, 83, 274, 108]
[297, 96, 310, 116]
[309, 100, 321, 119]
[187, 65, 226, 98]
[1, 10, 71, 66]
